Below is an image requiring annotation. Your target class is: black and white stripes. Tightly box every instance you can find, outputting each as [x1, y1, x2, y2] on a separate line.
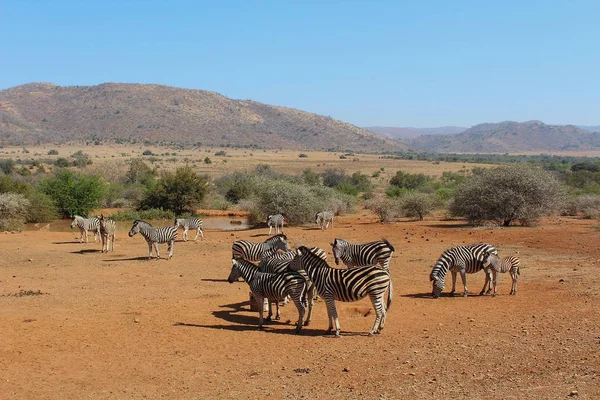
[175, 217, 204, 242]
[266, 214, 285, 235]
[99, 215, 116, 253]
[315, 211, 334, 230]
[331, 238, 395, 271]
[429, 243, 497, 298]
[128, 220, 178, 260]
[70, 215, 100, 243]
[290, 246, 392, 337]
[232, 234, 290, 261]
[482, 252, 520, 296]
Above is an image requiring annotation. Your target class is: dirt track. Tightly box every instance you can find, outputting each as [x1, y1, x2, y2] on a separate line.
[1, 213, 599, 399]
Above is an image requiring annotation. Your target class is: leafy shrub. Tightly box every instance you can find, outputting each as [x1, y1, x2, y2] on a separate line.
[0, 193, 30, 231]
[364, 197, 398, 223]
[449, 165, 566, 226]
[398, 191, 435, 220]
[54, 158, 69, 168]
[38, 170, 106, 217]
[125, 158, 156, 186]
[564, 195, 600, 219]
[139, 166, 208, 214]
[390, 170, 430, 190]
[142, 150, 153, 156]
[0, 159, 15, 175]
[25, 191, 57, 223]
[215, 150, 227, 156]
[321, 168, 348, 187]
[335, 182, 359, 196]
[71, 150, 92, 168]
[47, 149, 59, 155]
[298, 153, 308, 158]
[204, 157, 212, 164]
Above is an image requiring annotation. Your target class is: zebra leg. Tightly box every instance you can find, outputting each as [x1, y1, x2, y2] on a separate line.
[266, 299, 273, 321]
[368, 293, 386, 335]
[303, 284, 315, 326]
[492, 269, 498, 297]
[182, 228, 188, 242]
[459, 270, 468, 297]
[290, 290, 306, 334]
[324, 297, 341, 337]
[193, 229, 200, 242]
[154, 242, 161, 259]
[510, 270, 518, 295]
[480, 269, 491, 295]
[450, 270, 458, 295]
[167, 240, 174, 260]
[256, 294, 265, 330]
[147, 241, 154, 259]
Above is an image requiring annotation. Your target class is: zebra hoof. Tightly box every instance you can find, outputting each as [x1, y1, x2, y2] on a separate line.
[334, 331, 341, 338]
[265, 316, 272, 322]
[275, 315, 280, 321]
[462, 293, 468, 297]
[303, 321, 311, 327]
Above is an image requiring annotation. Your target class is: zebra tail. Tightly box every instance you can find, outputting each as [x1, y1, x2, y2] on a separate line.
[386, 280, 393, 311]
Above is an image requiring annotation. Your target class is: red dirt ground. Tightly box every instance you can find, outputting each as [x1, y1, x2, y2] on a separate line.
[1, 213, 599, 399]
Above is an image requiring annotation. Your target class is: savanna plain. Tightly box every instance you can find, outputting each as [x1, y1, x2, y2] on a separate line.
[1, 147, 599, 399]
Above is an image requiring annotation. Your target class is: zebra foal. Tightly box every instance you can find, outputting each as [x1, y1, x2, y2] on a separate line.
[128, 220, 178, 260]
[315, 211, 334, 230]
[175, 217, 204, 242]
[331, 238, 395, 271]
[231, 234, 290, 261]
[266, 214, 285, 235]
[98, 214, 116, 252]
[482, 252, 520, 296]
[290, 246, 392, 337]
[429, 243, 497, 298]
[70, 215, 100, 243]
[228, 258, 308, 334]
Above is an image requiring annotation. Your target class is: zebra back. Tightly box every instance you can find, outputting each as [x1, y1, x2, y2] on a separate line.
[175, 217, 203, 230]
[267, 214, 285, 227]
[232, 234, 290, 261]
[71, 215, 100, 232]
[128, 220, 178, 243]
[259, 247, 327, 274]
[331, 238, 395, 270]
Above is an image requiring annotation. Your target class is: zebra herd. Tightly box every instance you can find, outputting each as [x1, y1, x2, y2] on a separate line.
[70, 212, 520, 337]
[70, 215, 204, 259]
[229, 234, 395, 336]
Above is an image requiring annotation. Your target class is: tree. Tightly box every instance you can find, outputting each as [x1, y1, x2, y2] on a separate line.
[71, 150, 92, 168]
[39, 170, 107, 217]
[398, 191, 435, 220]
[364, 197, 398, 223]
[139, 166, 208, 215]
[125, 158, 156, 186]
[0, 193, 30, 231]
[449, 165, 566, 226]
[390, 170, 429, 190]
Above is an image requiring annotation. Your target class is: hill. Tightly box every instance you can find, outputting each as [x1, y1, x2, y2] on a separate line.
[0, 83, 407, 152]
[406, 120, 600, 152]
[365, 126, 466, 140]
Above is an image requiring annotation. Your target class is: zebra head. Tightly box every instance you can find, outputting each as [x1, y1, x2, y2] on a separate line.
[70, 215, 79, 229]
[330, 238, 345, 265]
[227, 259, 243, 283]
[481, 250, 494, 268]
[270, 234, 291, 252]
[128, 220, 142, 237]
[266, 215, 273, 224]
[430, 270, 444, 298]
[314, 213, 320, 224]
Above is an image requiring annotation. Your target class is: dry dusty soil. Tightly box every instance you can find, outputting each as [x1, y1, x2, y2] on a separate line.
[1, 213, 599, 399]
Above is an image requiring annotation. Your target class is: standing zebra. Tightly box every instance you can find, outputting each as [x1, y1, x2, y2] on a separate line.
[331, 238, 395, 271]
[315, 211, 334, 230]
[266, 214, 285, 235]
[228, 258, 308, 334]
[290, 246, 392, 337]
[175, 217, 204, 242]
[429, 243, 497, 298]
[128, 220, 178, 260]
[98, 214, 116, 253]
[482, 251, 520, 296]
[70, 215, 100, 243]
[258, 247, 327, 326]
[231, 234, 290, 261]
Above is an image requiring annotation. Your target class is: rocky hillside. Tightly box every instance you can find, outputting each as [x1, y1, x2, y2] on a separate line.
[406, 120, 600, 152]
[365, 126, 466, 140]
[0, 83, 406, 152]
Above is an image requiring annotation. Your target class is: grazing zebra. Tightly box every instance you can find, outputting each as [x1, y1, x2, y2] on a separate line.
[482, 252, 520, 296]
[290, 246, 392, 337]
[331, 238, 395, 271]
[315, 211, 334, 230]
[228, 258, 308, 333]
[429, 243, 497, 298]
[258, 247, 327, 325]
[70, 215, 100, 243]
[266, 214, 285, 235]
[98, 214, 116, 253]
[231, 234, 290, 261]
[175, 217, 204, 242]
[128, 220, 178, 260]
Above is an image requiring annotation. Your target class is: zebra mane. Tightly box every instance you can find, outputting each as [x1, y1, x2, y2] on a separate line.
[267, 233, 287, 242]
[297, 246, 329, 266]
[382, 238, 395, 252]
[133, 219, 152, 226]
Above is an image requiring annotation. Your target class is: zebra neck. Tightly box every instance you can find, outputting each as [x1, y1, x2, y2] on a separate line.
[237, 263, 259, 282]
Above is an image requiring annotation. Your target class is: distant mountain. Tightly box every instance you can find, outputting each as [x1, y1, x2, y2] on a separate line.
[365, 126, 466, 140]
[406, 120, 600, 153]
[0, 83, 407, 152]
[577, 125, 600, 133]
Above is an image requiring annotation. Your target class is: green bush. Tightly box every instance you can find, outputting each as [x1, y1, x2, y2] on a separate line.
[390, 170, 430, 190]
[449, 165, 566, 226]
[139, 166, 208, 214]
[39, 170, 107, 217]
[54, 158, 69, 168]
[364, 197, 398, 223]
[397, 191, 435, 220]
[25, 191, 57, 223]
[0, 193, 30, 231]
[47, 149, 59, 155]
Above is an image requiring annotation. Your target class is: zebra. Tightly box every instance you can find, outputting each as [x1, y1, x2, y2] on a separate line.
[70, 215, 101, 243]
[331, 238, 395, 271]
[98, 214, 116, 253]
[266, 214, 285, 235]
[482, 251, 520, 296]
[231, 234, 290, 261]
[128, 220, 178, 260]
[228, 258, 308, 334]
[175, 217, 204, 242]
[315, 211, 334, 230]
[289, 246, 392, 337]
[429, 243, 497, 298]
[258, 247, 327, 325]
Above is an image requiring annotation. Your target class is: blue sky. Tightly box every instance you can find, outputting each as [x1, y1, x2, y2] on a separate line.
[1, 0, 598, 127]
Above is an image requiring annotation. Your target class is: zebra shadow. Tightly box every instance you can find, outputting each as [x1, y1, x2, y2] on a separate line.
[102, 256, 154, 262]
[53, 241, 87, 244]
[403, 292, 468, 299]
[249, 233, 269, 238]
[200, 278, 229, 283]
[70, 249, 103, 254]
